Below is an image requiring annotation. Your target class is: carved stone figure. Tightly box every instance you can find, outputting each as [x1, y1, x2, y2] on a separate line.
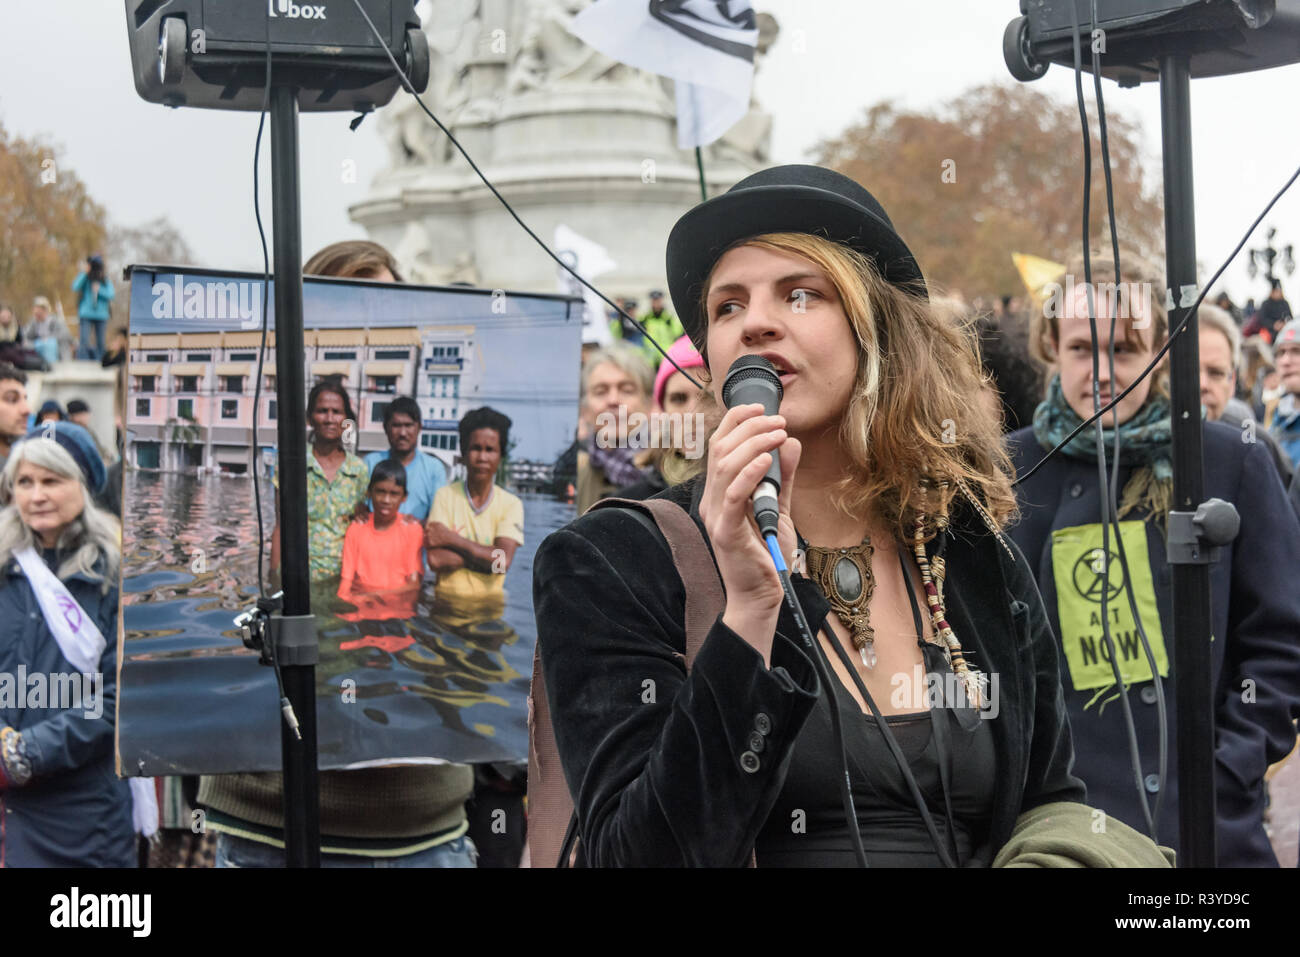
[393, 221, 441, 284]
[379, 0, 481, 167]
[362, 1, 778, 300]
[506, 0, 666, 100]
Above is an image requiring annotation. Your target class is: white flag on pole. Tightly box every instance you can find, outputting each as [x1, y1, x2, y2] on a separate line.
[555, 224, 617, 346]
[569, 0, 759, 150]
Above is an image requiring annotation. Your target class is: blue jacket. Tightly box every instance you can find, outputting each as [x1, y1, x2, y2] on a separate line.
[1271, 394, 1300, 472]
[1007, 421, 1300, 866]
[0, 548, 134, 867]
[71, 272, 115, 322]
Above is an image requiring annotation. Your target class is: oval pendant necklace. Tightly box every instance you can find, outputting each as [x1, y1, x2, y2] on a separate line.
[803, 537, 877, 668]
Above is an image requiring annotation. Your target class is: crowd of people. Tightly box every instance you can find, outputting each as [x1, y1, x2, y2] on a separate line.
[4, 168, 1300, 868]
[604, 289, 686, 370]
[970, 272, 1299, 508]
[0, 255, 119, 369]
[547, 166, 1300, 868]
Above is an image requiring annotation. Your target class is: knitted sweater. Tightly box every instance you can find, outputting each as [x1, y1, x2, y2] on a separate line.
[198, 764, 473, 842]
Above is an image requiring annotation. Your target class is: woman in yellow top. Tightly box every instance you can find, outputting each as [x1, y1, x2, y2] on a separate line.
[426, 406, 524, 611]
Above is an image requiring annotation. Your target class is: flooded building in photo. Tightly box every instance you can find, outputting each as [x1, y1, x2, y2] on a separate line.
[127, 325, 463, 477]
[416, 324, 482, 461]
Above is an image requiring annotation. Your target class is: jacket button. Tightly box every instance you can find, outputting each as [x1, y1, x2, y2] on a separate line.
[1070, 483, 1084, 498]
[748, 731, 765, 753]
[1144, 773, 1160, 793]
[1140, 685, 1158, 705]
[740, 750, 761, 773]
[754, 712, 772, 736]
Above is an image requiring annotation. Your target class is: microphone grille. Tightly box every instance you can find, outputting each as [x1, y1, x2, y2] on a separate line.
[721, 356, 784, 407]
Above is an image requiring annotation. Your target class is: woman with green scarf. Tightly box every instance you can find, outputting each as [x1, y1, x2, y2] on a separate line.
[1006, 252, 1300, 867]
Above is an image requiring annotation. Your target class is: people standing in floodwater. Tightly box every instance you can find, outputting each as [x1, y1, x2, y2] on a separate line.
[200, 239, 476, 869]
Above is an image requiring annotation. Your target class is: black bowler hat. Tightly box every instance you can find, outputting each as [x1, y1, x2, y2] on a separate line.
[666, 164, 925, 350]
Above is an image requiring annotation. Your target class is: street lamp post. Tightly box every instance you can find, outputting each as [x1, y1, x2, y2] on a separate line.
[1246, 226, 1296, 287]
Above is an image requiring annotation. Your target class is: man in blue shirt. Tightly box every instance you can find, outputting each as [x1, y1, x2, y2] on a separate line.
[363, 395, 448, 522]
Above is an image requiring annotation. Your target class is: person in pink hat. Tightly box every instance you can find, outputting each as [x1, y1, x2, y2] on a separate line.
[653, 335, 706, 416]
[616, 336, 708, 501]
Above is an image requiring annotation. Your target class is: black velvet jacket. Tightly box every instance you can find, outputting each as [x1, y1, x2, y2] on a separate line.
[532, 477, 1086, 866]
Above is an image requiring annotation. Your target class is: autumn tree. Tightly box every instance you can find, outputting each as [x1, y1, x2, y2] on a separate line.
[0, 121, 108, 320]
[813, 83, 1164, 299]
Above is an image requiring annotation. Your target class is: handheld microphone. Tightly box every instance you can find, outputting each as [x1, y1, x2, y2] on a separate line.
[721, 355, 784, 538]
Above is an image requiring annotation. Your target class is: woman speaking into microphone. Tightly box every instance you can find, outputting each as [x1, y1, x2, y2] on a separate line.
[533, 165, 1088, 867]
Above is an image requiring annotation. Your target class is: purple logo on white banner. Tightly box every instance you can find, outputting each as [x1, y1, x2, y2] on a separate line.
[57, 594, 83, 633]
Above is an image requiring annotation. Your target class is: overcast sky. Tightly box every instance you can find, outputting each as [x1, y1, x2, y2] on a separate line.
[1, 1, 1297, 302]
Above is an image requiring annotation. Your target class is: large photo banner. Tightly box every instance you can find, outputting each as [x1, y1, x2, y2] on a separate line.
[117, 266, 581, 775]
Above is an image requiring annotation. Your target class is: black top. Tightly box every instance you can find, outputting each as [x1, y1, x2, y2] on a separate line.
[757, 640, 997, 867]
[533, 476, 1085, 867]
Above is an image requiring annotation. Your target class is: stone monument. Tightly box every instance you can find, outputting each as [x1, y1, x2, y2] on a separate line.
[350, 0, 779, 319]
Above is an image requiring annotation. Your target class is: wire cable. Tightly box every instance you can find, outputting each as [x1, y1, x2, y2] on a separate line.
[250, 7, 273, 600]
[246, 10, 297, 732]
[349, 0, 703, 389]
[765, 532, 869, 868]
[1070, 13, 1156, 839]
[1089, 0, 1168, 835]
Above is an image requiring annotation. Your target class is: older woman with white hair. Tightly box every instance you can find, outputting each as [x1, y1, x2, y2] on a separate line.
[576, 342, 655, 513]
[0, 422, 148, 866]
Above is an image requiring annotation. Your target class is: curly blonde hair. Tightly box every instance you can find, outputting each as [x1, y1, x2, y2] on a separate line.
[683, 232, 1017, 543]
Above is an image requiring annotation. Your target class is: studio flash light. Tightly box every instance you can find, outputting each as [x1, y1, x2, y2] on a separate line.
[1005, 0, 1300, 86]
[124, 0, 429, 112]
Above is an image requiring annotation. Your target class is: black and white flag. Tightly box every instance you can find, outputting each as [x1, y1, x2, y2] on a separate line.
[570, 0, 760, 150]
[555, 224, 618, 346]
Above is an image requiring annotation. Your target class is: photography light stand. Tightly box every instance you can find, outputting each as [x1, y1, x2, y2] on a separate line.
[1157, 54, 1225, 868]
[268, 83, 321, 867]
[125, 0, 429, 867]
[1005, 0, 1300, 866]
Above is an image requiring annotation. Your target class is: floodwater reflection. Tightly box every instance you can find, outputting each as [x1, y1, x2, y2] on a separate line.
[119, 469, 572, 775]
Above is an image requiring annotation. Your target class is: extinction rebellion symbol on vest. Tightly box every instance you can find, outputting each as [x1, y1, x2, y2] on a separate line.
[1070, 547, 1124, 604]
[1051, 522, 1169, 693]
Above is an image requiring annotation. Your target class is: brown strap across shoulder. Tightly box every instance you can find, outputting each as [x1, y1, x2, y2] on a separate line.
[526, 496, 725, 867]
[622, 498, 724, 664]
